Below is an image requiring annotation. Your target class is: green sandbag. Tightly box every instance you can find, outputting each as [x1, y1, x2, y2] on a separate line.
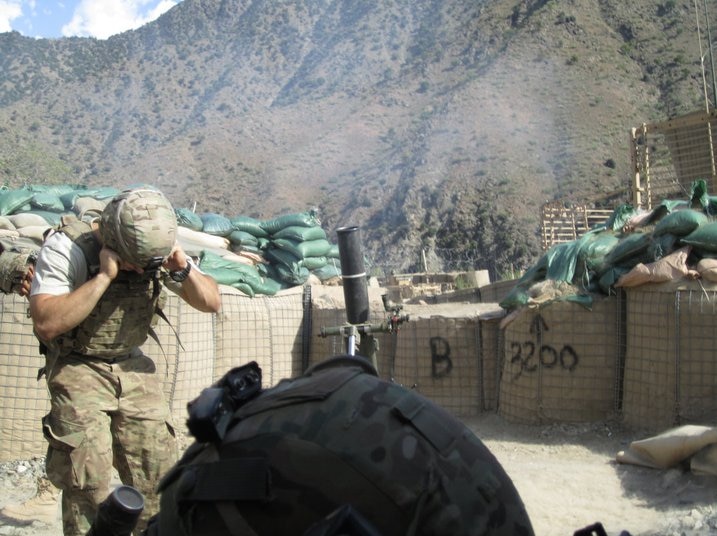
[301, 256, 328, 270]
[605, 232, 652, 266]
[681, 221, 717, 253]
[229, 230, 259, 247]
[265, 248, 301, 272]
[272, 238, 331, 259]
[598, 266, 631, 295]
[648, 233, 679, 259]
[250, 276, 282, 296]
[645, 199, 689, 225]
[198, 250, 264, 288]
[653, 209, 708, 237]
[232, 282, 256, 297]
[265, 248, 308, 285]
[0, 189, 34, 216]
[200, 213, 233, 237]
[259, 210, 321, 235]
[272, 225, 327, 241]
[327, 243, 340, 258]
[175, 208, 203, 231]
[230, 216, 269, 238]
[312, 263, 341, 281]
[31, 193, 65, 212]
[273, 262, 309, 286]
[59, 187, 120, 210]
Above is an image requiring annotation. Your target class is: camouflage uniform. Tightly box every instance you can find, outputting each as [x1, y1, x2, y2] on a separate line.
[43, 350, 177, 535]
[31, 189, 181, 536]
[147, 357, 534, 536]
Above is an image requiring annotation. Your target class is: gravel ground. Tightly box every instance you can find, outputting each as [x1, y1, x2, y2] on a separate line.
[0, 413, 716, 536]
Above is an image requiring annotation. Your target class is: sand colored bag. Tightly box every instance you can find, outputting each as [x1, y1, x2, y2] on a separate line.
[696, 258, 717, 283]
[616, 247, 698, 288]
[616, 425, 717, 469]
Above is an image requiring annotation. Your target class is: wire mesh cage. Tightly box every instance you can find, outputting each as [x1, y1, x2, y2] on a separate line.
[631, 110, 717, 210]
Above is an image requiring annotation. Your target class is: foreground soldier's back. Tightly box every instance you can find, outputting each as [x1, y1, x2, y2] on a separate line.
[144, 356, 534, 536]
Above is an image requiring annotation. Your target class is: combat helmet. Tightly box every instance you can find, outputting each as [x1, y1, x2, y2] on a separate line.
[144, 356, 535, 536]
[100, 187, 177, 270]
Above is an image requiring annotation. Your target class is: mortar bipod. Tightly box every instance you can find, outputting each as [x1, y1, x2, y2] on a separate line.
[319, 294, 409, 372]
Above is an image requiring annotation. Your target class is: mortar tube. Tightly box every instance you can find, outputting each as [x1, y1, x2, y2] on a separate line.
[337, 226, 369, 325]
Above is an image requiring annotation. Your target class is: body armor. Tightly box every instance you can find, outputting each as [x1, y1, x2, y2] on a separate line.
[48, 220, 165, 359]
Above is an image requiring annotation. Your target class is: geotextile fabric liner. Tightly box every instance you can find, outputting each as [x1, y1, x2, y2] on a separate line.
[391, 316, 484, 418]
[214, 285, 305, 386]
[0, 294, 49, 461]
[498, 296, 622, 425]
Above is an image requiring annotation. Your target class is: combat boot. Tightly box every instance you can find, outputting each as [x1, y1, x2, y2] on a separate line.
[0, 476, 60, 525]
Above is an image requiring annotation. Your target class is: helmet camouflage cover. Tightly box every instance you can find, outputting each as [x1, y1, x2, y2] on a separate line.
[100, 188, 177, 269]
[146, 357, 535, 536]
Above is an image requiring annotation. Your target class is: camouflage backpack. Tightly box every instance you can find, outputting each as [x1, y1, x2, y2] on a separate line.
[145, 356, 534, 536]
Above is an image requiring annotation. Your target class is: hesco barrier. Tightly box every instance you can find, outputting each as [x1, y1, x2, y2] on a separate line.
[1, 279, 716, 461]
[498, 294, 624, 424]
[622, 281, 717, 431]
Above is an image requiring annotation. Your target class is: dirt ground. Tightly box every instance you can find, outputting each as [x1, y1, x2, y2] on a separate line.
[0, 412, 715, 536]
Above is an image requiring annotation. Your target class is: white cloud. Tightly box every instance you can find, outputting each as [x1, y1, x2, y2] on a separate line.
[0, 1, 23, 33]
[62, 0, 178, 39]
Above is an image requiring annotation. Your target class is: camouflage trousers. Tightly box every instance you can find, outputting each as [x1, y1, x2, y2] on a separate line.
[42, 351, 178, 536]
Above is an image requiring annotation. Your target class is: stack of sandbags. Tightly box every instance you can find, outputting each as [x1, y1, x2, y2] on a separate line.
[1, 185, 343, 297]
[500, 179, 717, 311]
[261, 211, 341, 286]
[0, 184, 120, 247]
[175, 209, 339, 294]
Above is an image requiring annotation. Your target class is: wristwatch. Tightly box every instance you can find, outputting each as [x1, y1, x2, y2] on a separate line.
[169, 259, 192, 282]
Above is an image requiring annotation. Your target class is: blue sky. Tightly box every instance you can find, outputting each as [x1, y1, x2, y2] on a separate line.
[0, 0, 181, 39]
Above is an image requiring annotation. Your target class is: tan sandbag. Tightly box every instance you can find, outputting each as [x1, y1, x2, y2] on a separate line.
[0, 216, 15, 231]
[691, 443, 717, 477]
[177, 226, 230, 250]
[8, 213, 48, 228]
[16, 225, 50, 243]
[616, 425, 717, 468]
[0, 229, 20, 239]
[616, 247, 697, 288]
[73, 196, 108, 219]
[696, 258, 717, 283]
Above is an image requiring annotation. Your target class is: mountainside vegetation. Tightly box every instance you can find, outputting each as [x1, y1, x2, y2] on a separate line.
[0, 0, 715, 279]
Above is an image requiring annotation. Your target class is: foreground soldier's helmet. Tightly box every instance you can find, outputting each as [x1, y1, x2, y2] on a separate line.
[144, 356, 535, 536]
[100, 188, 177, 269]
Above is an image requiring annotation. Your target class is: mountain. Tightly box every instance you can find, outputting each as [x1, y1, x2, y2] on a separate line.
[0, 0, 714, 280]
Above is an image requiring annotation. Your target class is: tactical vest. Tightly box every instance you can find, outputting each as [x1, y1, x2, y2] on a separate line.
[146, 357, 534, 536]
[48, 220, 166, 359]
